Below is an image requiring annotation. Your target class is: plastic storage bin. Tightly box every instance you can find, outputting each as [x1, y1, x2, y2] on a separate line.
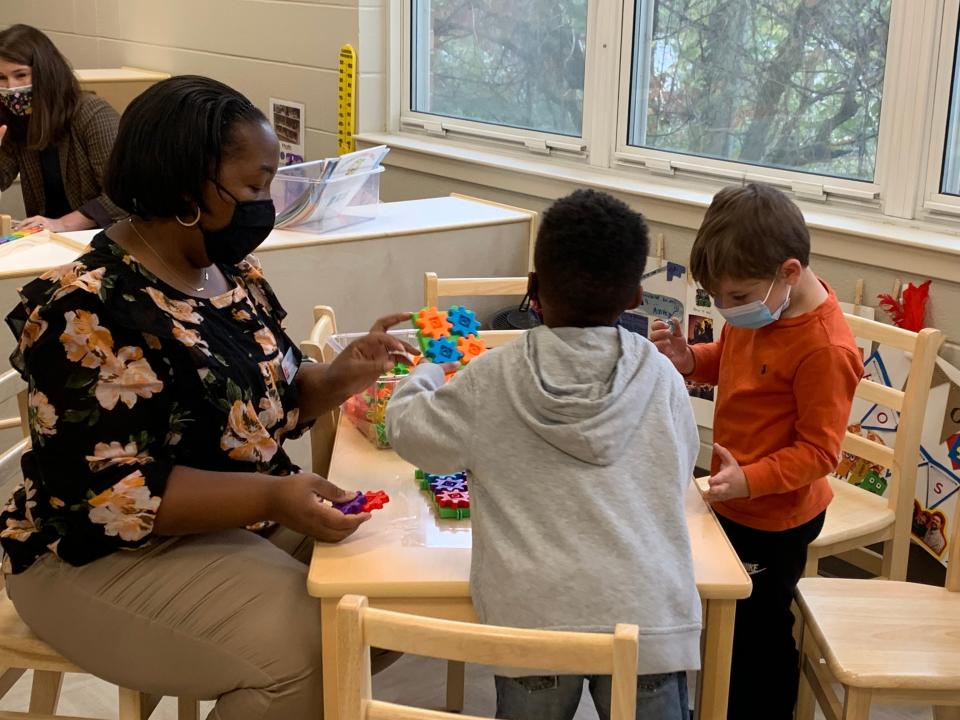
[326, 329, 419, 449]
[271, 163, 383, 233]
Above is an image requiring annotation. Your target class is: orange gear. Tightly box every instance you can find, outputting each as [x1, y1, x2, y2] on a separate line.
[457, 336, 487, 364]
[415, 307, 452, 340]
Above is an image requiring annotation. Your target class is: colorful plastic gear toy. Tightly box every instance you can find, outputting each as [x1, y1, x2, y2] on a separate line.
[362, 490, 390, 512]
[446, 306, 481, 337]
[426, 336, 463, 363]
[413, 307, 452, 340]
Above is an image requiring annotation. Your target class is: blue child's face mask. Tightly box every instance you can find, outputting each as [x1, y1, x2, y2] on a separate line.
[716, 278, 791, 329]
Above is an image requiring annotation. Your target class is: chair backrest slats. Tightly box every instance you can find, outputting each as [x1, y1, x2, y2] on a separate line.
[338, 595, 639, 720]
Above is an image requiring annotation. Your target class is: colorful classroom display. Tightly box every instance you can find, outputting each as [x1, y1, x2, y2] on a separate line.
[415, 469, 470, 520]
[618, 257, 724, 427]
[840, 346, 960, 565]
[339, 306, 488, 449]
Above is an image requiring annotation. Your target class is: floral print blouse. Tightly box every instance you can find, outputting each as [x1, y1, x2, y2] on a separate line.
[1, 233, 309, 574]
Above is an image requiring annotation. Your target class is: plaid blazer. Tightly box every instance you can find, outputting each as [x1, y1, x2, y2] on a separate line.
[0, 93, 125, 228]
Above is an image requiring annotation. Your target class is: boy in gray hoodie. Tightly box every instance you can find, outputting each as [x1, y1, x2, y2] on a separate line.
[386, 189, 701, 720]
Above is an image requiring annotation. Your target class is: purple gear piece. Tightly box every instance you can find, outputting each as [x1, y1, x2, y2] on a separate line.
[332, 491, 366, 515]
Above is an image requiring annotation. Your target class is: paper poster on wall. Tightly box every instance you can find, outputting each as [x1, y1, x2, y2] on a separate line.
[685, 284, 725, 428]
[269, 98, 305, 166]
[842, 345, 960, 566]
[619, 259, 723, 427]
[621, 258, 687, 333]
[913, 379, 960, 564]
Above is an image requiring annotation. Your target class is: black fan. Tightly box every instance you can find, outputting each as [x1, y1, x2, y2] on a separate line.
[488, 306, 542, 330]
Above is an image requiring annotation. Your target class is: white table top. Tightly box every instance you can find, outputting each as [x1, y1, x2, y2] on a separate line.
[261, 196, 534, 251]
[308, 415, 751, 601]
[0, 231, 89, 280]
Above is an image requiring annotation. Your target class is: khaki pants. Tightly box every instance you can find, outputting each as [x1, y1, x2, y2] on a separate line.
[7, 527, 322, 720]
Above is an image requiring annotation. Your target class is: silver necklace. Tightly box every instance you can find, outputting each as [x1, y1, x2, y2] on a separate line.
[127, 218, 210, 293]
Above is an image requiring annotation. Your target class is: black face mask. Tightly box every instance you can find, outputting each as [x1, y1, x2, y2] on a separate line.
[201, 181, 276, 266]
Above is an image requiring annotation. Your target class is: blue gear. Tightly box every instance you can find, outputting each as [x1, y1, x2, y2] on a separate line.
[446, 306, 481, 337]
[426, 336, 463, 363]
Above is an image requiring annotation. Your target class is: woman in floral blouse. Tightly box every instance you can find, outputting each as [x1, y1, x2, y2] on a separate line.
[1, 76, 412, 718]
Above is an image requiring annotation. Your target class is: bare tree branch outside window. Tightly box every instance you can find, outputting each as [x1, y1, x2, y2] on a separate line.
[632, 0, 892, 181]
[413, 1, 588, 136]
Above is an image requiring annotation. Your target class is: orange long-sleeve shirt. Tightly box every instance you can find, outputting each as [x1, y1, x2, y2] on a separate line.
[689, 284, 863, 531]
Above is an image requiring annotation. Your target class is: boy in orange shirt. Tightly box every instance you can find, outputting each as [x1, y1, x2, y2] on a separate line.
[652, 183, 863, 720]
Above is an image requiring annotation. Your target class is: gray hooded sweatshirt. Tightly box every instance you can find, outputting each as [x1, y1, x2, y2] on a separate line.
[386, 325, 702, 674]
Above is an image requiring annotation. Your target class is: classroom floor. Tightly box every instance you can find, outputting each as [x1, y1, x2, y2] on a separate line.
[0, 658, 934, 719]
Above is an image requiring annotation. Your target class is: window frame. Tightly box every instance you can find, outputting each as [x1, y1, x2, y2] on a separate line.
[922, 0, 960, 217]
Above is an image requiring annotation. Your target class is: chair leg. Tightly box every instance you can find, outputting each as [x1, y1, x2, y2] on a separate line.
[27, 670, 63, 714]
[795, 630, 817, 720]
[880, 538, 908, 581]
[445, 660, 465, 712]
[841, 687, 871, 720]
[118, 687, 145, 720]
[177, 697, 202, 720]
[803, 552, 819, 578]
[934, 707, 960, 720]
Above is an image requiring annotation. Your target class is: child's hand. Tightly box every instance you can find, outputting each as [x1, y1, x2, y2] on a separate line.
[703, 443, 750, 502]
[650, 318, 694, 375]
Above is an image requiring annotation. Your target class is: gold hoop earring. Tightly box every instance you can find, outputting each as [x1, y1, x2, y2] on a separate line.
[176, 206, 201, 227]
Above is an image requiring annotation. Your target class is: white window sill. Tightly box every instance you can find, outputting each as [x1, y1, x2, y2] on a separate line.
[357, 132, 960, 283]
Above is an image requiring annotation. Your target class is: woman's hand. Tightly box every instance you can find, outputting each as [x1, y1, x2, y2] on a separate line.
[16, 216, 61, 232]
[0, 125, 6, 147]
[325, 313, 420, 397]
[269, 473, 370, 542]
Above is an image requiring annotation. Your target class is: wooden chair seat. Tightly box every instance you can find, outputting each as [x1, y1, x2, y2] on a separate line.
[809, 476, 896, 551]
[0, 592, 80, 674]
[797, 577, 960, 690]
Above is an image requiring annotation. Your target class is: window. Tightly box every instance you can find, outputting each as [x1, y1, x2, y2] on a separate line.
[410, 0, 588, 136]
[941, 22, 960, 195]
[628, 0, 892, 182]
[400, 0, 960, 224]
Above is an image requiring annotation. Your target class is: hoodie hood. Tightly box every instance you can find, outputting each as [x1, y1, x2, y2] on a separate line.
[503, 325, 662, 466]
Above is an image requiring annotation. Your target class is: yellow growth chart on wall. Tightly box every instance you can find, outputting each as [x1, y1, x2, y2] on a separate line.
[338, 44, 357, 155]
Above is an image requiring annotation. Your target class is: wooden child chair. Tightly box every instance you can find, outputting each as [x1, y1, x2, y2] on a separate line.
[0, 393, 200, 720]
[299, 305, 341, 478]
[423, 272, 531, 350]
[423, 272, 527, 309]
[337, 594, 641, 720]
[795, 489, 960, 720]
[803, 316, 944, 581]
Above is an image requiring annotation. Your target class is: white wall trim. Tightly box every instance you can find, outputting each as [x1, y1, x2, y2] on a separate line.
[358, 131, 960, 283]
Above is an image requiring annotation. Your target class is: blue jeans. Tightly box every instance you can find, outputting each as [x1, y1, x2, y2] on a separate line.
[495, 671, 688, 720]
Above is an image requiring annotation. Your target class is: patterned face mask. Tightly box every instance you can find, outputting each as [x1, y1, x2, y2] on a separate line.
[0, 85, 32, 116]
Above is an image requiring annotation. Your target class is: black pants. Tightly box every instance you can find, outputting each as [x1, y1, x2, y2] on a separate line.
[717, 511, 825, 720]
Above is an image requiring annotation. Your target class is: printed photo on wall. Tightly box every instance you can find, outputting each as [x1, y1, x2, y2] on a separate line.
[913, 500, 949, 558]
[686, 314, 716, 402]
[269, 98, 306, 166]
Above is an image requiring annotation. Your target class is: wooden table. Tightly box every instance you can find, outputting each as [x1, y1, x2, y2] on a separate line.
[310, 418, 751, 719]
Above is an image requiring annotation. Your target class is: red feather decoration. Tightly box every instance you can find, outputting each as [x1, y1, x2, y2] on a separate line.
[877, 281, 931, 331]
